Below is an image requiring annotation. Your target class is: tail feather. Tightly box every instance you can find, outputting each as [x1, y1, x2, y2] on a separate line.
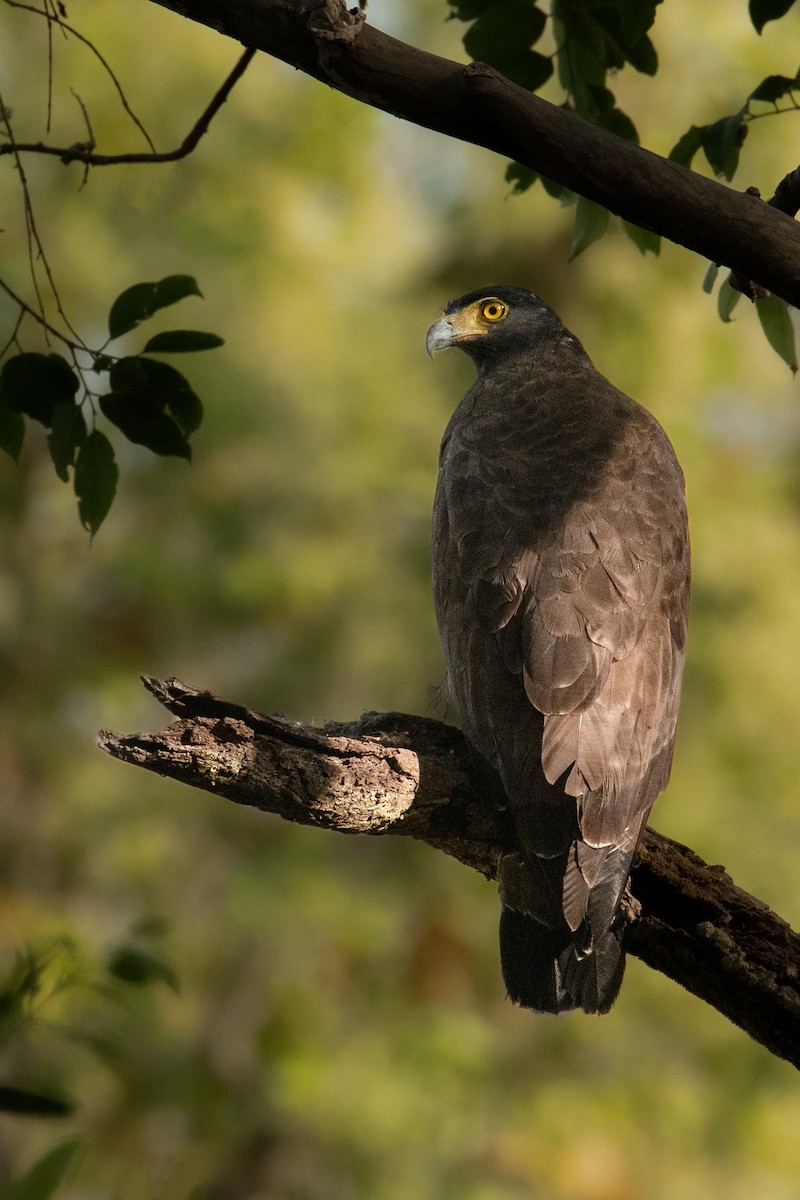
[498, 841, 634, 1015]
[499, 907, 625, 1015]
[557, 925, 625, 1015]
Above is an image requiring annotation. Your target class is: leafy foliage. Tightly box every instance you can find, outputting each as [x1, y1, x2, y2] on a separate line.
[670, 71, 800, 182]
[0, 1086, 74, 1118]
[453, 0, 800, 365]
[455, 0, 662, 225]
[0, 354, 78, 425]
[0, 931, 181, 1186]
[106, 944, 181, 992]
[749, 0, 797, 35]
[453, 0, 660, 139]
[74, 430, 119, 534]
[458, 0, 552, 90]
[756, 293, 798, 373]
[569, 195, 609, 258]
[107, 274, 202, 339]
[1, 1140, 82, 1200]
[717, 276, 742, 323]
[0, 276, 221, 534]
[551, 0, 659, 134]
[142, 329, 224, 354]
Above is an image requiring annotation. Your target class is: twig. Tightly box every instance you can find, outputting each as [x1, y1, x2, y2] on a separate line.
[0, 47, 257, 166]
[0, 91, 87, 346]
[69, 90, 94, 188]
[0, 308, 24, 360]
[4, 0, 156, 152]
[44, 0, 53, 129]
[0, 275, 83, 351]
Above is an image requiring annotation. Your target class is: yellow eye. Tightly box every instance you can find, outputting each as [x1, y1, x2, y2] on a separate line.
[481, 299, 507, 322]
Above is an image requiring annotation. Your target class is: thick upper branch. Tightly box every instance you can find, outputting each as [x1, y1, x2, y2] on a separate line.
[149, 0, 800, 304]
[100, 677, 800, 1069]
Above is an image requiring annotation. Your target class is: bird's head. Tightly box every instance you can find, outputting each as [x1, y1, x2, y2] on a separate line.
[426, 286, 572, 369]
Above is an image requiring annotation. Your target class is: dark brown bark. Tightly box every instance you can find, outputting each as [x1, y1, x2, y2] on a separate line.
[100, 677, 800, 1069]
[148, 0, 800, 306]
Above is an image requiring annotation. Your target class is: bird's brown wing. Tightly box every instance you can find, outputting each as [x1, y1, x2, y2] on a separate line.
[492, 409, 689, 936]
[432, 381, 689, 1012]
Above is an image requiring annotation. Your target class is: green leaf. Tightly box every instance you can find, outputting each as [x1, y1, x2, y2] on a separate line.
[47, 402, 87, 482]
[619, 0, 661, 43]
[569, 196, 609, 259]
[505, 162, 538, 194]
[625, 33, 657, 76]
[553, 5, 607, 68]
[108, 356, 201, 442]
[702, 112, 748, 180]
[749, 0, 796, 34]
[0, 409, 25, 461]
[108, 275, 202, 340]
[505, 162, 574, 200]
[540, 175, 575, 203]
[114, 356, 202, 435]
[107, 945, 180, 993]
[756, 294, 798, 372]
[99, 393, 191, 459]
[622, 221, 661, 256]
[0, 354, 79, 426]
[749, 73, 797, 103]
[702, 262, 719, 294]
[594, 101, 639, 143]
[0, 1085, 74, 1117]
[717, 277, 741, 323]
[462, 1, 551, 90]
[2, 1139, 81, 1200]
[0, 947, 43, 1022]
[669, 124, 705, 169]
[142, 330, 224, 354]
[74, 430, 118, 535]
[579, 84, 639, 143]
[554, 17, 606, 95]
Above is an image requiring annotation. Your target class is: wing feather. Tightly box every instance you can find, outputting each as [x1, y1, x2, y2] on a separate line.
[432, 345, 689, 1014]
[508, 430, 687, 851]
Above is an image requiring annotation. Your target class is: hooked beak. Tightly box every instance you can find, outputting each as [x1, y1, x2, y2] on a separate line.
[425, 318, 456, 357]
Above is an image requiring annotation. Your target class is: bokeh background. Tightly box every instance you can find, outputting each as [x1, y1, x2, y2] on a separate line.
[2, 2, 800, 1196]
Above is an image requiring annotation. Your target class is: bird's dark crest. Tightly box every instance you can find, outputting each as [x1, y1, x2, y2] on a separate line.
[444, 285, 544, 315]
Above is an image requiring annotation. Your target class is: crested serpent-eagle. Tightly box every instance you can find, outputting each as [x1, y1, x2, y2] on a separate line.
[427, 287, 690, 1014]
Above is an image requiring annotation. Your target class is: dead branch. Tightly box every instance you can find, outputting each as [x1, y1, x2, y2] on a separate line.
[99, 676, 800, 1069]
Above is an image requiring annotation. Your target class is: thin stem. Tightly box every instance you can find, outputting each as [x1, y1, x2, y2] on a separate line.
[4, 0, 156, 152]
[0, 308, 24, 360]
[0, 47, 257, 167]
[0, 275, 82, 351]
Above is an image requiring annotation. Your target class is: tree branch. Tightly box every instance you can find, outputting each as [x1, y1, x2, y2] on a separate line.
[146, 0, 800, 306]
[100, 677, 800, 1069]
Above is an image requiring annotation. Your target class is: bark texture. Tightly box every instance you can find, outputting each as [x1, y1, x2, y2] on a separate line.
[149, 0, 800, 305]
[100, 677, 800, 1069]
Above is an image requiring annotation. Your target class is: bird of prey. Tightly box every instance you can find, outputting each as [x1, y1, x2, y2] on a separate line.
[427, 286, 689, 1014]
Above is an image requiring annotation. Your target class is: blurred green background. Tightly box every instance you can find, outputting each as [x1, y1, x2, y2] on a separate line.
[2, 2, 800, 1196]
